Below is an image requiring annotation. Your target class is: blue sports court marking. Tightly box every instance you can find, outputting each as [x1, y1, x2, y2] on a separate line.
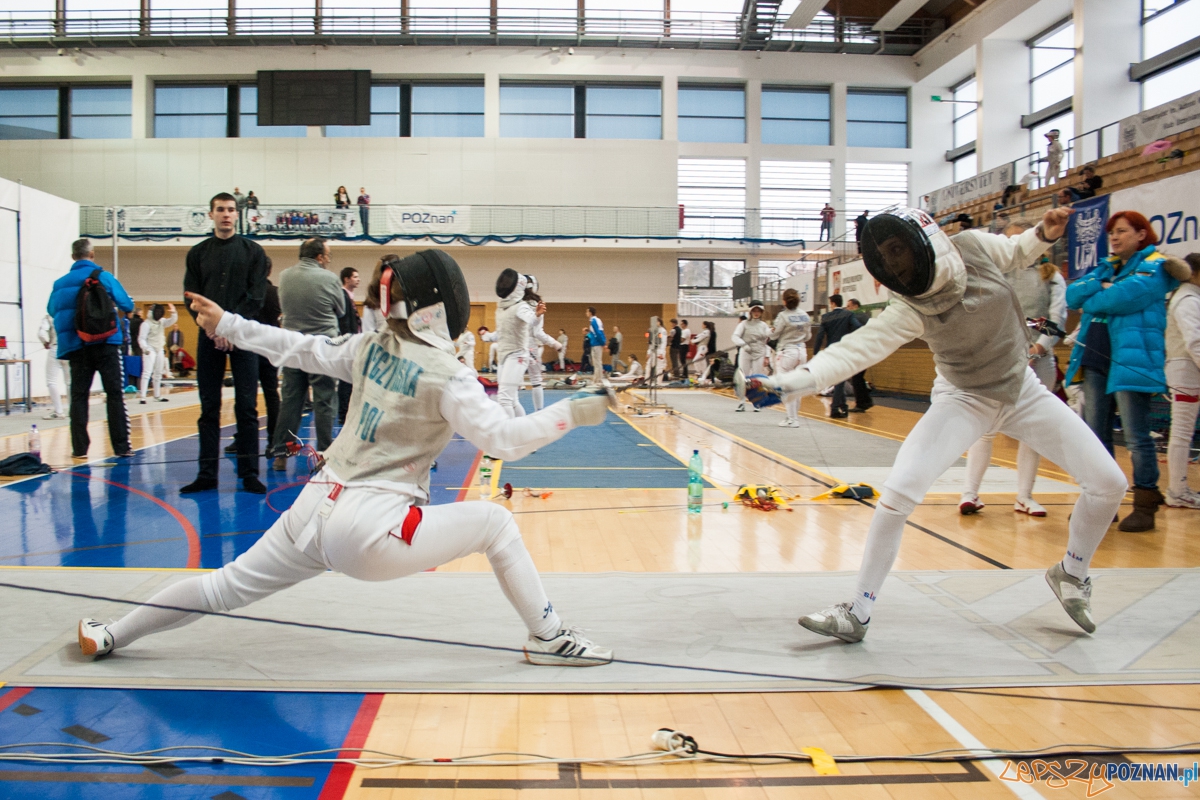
[0, 685, 366, 799]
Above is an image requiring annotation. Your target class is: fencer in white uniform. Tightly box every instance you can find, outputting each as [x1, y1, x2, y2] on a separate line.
[455, 328, 476, 370]
[79, 250, 614, 667]
[689, 322, 712, 373]
[646, 316, 668, 383]
[750, 207, 1126, 642]
[494, 269, 539, 418]
[137, 303, 178, 403]
[960, 228, 1067, 517]
[523, 277, 563, 411]
[770, 289, 812, 428]
[37, 314, 70, 419]
[731, 300, 771, 412]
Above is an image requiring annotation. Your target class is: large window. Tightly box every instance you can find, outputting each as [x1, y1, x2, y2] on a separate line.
[69, 87, 131, 139]
[1030, 20, 1075, 112]
[586, 85, 661, 140]
[678, 85, 745, 144]
[845, 162, 908, 218]
[1143, 56, 1200, 108]
[678, 158, 745, 237]
[760, 160, 830, 241]
[951, 77, 977, 182]
[500, 82, 660, 139]
[412, 84, 484, 137]
[678, 259, 743, 289]
[327, 85, 404, 138]
[238, 85, 307, 138]
[500, 84, 574, 138]
[846, 89, 907, 148]
[155, 85, 228, 138]
[761, 87, 830, 146]
[0, 88, 58, 140]
[1141, 1, 1200, 108]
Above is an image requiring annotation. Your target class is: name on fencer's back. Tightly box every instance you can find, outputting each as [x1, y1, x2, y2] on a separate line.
[361, 342, 423, 397]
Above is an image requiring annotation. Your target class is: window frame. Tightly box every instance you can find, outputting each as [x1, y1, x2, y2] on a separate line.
[1027, 17, 1076, 118]
[760, 85, 831, 146]
[154, 82, 235, 139]
[677, 83, 747, 144]
[0, 85, 62, 140]
[845, 88, 909, 149]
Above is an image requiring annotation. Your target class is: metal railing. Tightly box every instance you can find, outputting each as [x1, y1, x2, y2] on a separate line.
[0, 7, 941, 52]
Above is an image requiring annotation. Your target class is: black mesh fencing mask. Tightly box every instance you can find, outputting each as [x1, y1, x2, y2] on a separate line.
[391, 249, 471, 341]
[860, 209, 939, 297]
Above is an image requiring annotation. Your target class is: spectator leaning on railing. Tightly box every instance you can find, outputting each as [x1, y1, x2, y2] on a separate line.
[1064, 211, 1191, 532]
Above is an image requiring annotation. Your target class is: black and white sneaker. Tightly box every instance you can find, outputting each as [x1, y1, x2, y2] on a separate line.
[78, 618, 114, 657]
[524, 626, 613, 667]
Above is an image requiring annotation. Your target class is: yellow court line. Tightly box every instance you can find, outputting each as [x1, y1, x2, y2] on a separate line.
[619, 413, 737, 500]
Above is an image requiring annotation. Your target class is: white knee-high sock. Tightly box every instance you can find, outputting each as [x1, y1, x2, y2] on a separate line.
[1015, 442, 1040, 501]
[851, 502, 908, 623]
[488, 538, 561, 639]
[532, 385, 544, 411]
[1063, 489, 1123, 581]
[786, 396, 799, 421]
[962, 436, 993, 497]
[107, 576, 213, 650]
[1168, 396, 1200, 494]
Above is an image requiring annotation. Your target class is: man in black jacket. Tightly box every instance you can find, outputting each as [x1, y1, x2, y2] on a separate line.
[844, 299, 874, 413]
[811, 294, 862, 418]
[182, 192, 268, 495]
[336, 266, 361, 424]
[225, 258, 281, 458]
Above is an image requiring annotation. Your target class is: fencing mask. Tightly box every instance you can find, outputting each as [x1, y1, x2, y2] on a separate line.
[860, 208, 941, 297]
[379, 249, 471, 356]
[496, 268, 532, 308]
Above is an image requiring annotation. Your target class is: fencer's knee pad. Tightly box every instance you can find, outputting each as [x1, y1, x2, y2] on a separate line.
[877, 488, 918, 517]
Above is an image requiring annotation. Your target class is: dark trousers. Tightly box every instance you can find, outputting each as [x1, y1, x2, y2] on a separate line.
[259, 355, 280, 453]
[852, 371, 871, 407]
[67, 344, 129, 457]
[338, 380, 353, 424]
[196, 330, 260, 481]
[275, 367, 338, 454]
[358, 205, 369, 236]
[676, 347, 690, 379]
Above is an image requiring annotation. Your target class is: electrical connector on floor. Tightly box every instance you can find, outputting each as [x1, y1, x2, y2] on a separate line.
[651, 729, 698, 753]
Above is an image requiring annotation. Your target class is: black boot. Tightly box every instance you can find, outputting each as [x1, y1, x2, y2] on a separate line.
[1118, 487, 1164, 532]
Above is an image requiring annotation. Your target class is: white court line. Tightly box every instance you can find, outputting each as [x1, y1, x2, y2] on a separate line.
[905, 688, 1046, 800]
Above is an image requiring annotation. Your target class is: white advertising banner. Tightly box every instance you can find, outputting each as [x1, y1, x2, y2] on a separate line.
[782, 269, 816, 312]
[383, 206, 472, 235]
[250, 207, 360, 237]
[828, 259, 890, 309]
[1109, 169, 1200, 257]
[927, 162, 1014, 216]
[1118, 89, 1200, 151]
[113, 206, 213, 235]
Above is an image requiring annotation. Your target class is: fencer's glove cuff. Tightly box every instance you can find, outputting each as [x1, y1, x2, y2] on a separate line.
[567, 389, 610, 427]
[1035, 223, 1059, 243]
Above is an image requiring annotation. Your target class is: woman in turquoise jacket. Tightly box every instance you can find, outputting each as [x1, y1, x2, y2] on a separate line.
[1065, 210, 1188, 531]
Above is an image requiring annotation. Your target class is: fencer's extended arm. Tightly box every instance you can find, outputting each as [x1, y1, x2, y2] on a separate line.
[163, 308, 179, 330]
[440, 371, 584, 461]
[1036, 273, 1068, 351]
[965, 226, 1053, 275]
[137, 319, 150, 353]
[730, 321, 747, 348]
[770, 303, 922, 394]
[214, 312, 363, 382]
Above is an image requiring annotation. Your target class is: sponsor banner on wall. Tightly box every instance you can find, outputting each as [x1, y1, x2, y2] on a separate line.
[383, 206, 472, 235]
[113, 206, 213, 235]
[250, 207, 360, 237]
[782, 269, 816, 312]
[926, 162, 1014, 217]
[1067, 194, 1110, 280]
[828, 259, 890, 309]
[1118, 89, 1200, 151]
[1110, 169, 1200, 258]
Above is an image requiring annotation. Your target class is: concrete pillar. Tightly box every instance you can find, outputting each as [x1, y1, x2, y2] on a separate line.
[830, 83, 847, 237]
[1075, 0, 1140, 134]
[661, 74, 678, 141]
[977, 37, 1030, 171]
[484, 71, 500, 138]
[131, 73, 151, 139]
[745, 78, 761, 235]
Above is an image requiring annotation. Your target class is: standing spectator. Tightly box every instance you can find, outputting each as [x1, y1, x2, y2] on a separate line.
[182, 192, 269, 495]
[1165, 253, 1200, 509]
[819, 203, 836, 241]
[811, 294, 862, 418]
[356, 187, 371, 236]
[1064, 211, 1189, 531]
[556, 329, 568, 370]
[334, 186, 351, 208]
[1075, 166, 1103, 200]
[244, 190, 259, 233]
[232, 187, 247, 234]
[1045, 129, 1063, 184]
[609, 325, 625, 372]
[128, 308, 144, 357]
[272, 238, 345, 471]
[586, 307, 606, 374]
[667, 318, 682, 378]
[37, 313, 70, 419]
[580, 327, 592, 373]
[855, 211, 869, 253]
[677, 319, 692, 381]
[336, 266, 361, 425]
[137, 303, 177, 404]
[47, 238, 135, 459]
[845, 298, 874, 412]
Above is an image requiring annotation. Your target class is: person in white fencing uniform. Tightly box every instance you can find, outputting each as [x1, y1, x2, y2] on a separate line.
[494, 269, 539, 418]
[748, 207, 1127, 642]
[771, 289, 812, 428]
[960, 228, 1067, 517]
[731, 300, 772, 412]
[78, 250, 614, 667]
[647, 316, 668, 383]
[477, 326, 498, 373]
[1165, 253, 1200, 509]
[524, 277, 563, 412]
[556, 329, 568, 371]
[37, 314, 70, 420]
[610, 353, 643, 383]
[137, 303, 178, 404]
[455, 327, 476, 370]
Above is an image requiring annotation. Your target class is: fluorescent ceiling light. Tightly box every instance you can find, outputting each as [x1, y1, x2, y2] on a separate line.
[782, 0, 826, 30]
[872, 0, 926, 32]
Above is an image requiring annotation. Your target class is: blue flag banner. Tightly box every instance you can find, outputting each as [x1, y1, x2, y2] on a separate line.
[1068, 195, 1110, 281]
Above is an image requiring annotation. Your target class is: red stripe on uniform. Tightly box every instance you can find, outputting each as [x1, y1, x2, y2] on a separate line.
[0, 687, 33, 713]
[1174, 393, 1200, 403]
[316, 692, 384, 800]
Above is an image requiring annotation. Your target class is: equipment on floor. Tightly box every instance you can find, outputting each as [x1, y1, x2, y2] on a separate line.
[735, 484, 793, 511]
[809, 483, 877, 501]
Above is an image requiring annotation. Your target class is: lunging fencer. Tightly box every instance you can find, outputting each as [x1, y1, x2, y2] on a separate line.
[79, 250, 614, 667]
[771, 288, 812, 428]
[748, 207, 1128, 641]
[494, 268, 540, 417]
[731, 300, 771, 412]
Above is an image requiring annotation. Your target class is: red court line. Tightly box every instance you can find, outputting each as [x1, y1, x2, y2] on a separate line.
[65, 471, 201, 569]
[0, 687, 33, 713]
[317, 692, 384, 800]
[456, 449, 484, 503]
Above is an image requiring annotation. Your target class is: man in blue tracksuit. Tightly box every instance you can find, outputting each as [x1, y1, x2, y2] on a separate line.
[47, 238, 135, 458]
[586, 307, 606, 374]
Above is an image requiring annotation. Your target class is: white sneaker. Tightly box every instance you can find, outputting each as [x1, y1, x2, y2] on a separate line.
[43, 411, 64, 420]
[78, 618, 114, 657]
[1045, 562, 1095, 634]
[524, 626, 613, 667]
[1164, 489, 1200, 509]
[798, 602, 868, 643]
[959, 494, 984, 515]
[1014, 497, 1048, 517]
[778, 418, 800, 427]
[735, 403, 746, 412]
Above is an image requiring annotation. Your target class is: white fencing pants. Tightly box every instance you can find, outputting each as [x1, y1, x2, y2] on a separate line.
[737, 348, 768, 380]
[107, 474, 564, 650]
[497, 351, 528, 418]
[45, 349, 69, 415]
[526, 350, 545, 411]
[775, 346, 807, 421]
[963, 354, 1056, 502]
[849, 368, 1127, 623]
[138, 349, 166, 400]
[1167, 359, 1200, 496]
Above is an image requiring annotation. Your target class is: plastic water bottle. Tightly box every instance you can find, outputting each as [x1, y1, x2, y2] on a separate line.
[28, 424, 41, 460]
[687, 449, 703, 514]
[479, 457, 493, 499]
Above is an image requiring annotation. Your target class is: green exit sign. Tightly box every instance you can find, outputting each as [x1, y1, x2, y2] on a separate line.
[931, 95, 943, 102]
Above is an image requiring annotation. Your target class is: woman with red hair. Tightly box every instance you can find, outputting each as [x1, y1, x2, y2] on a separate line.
[1065, 210, 1191, 531]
